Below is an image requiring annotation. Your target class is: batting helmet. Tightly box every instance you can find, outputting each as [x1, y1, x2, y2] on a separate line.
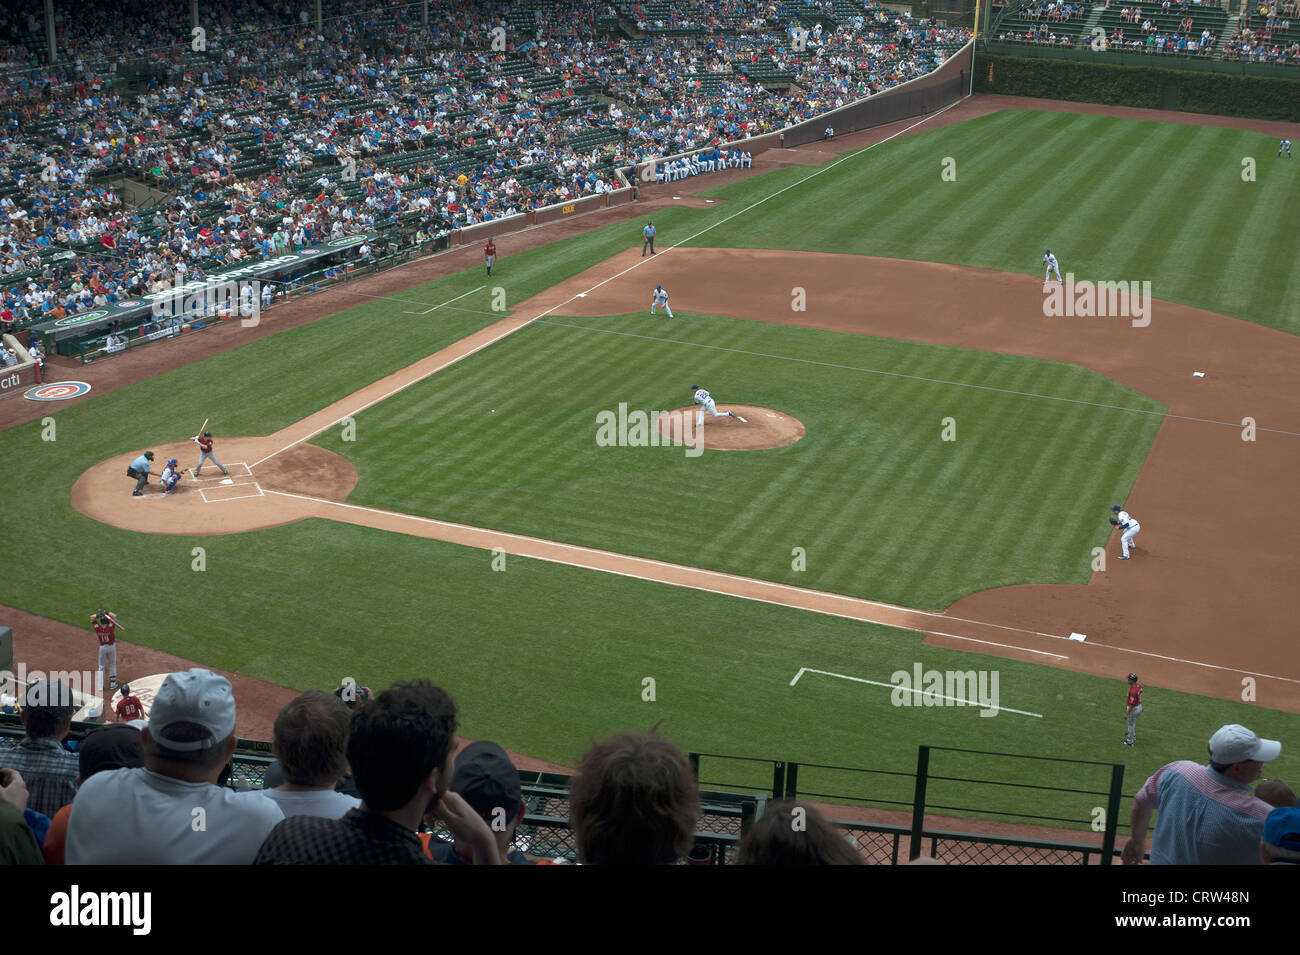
[1127, 673, 1139, 683]
[203, 431, 211, 437]
[119, 684, 130, 696]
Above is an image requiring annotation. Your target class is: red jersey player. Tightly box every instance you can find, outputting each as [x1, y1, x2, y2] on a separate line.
[91, 610, 120, 690]
[484, 239, 496, 277]
[115, 685, 146, 722]
[1124, 674, 1143, 747]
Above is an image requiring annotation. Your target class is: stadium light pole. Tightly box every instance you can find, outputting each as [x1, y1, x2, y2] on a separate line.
[191, 0, 199, 30]
[315, 0, 323, 33]
[969, 0, 981, 97]
[44, 0, 56, 65]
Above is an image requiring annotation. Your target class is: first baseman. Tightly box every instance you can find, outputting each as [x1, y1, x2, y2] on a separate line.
[92, 610, 120, 690]
[1124, 673, 1143, 747]
[691, 385, 741, 426]
[1111, 505, 1140, 558]
[193, 430, 228, 476]
[1043, 249, 1061, 284]
[651, 285, 673, 318]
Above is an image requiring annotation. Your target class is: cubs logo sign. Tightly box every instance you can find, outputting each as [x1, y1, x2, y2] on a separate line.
[24, 381, 92, 401]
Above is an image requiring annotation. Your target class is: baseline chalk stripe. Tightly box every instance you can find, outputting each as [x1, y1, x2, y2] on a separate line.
[790, 667, 1044, 718]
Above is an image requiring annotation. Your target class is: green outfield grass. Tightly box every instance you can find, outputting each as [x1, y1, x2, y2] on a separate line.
[2, 107, 1296, 822]
[315, 310, 1165, 610]
[696, 110, 1300, 334]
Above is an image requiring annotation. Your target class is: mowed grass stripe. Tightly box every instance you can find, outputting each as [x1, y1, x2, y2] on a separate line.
[322, 312, 1164, 608]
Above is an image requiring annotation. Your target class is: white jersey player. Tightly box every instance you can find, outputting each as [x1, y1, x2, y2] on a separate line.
[651, 285, 673, 318]
[1043, 249, 1061, 284]
[1280, 138, 1293, 159]
[1112, 506, 1140, 559]
[691, 385, 739, 426]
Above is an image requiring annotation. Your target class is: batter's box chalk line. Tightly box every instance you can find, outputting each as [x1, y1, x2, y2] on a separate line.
[189, 462, 251, 482]
[200, 481, 265, 503]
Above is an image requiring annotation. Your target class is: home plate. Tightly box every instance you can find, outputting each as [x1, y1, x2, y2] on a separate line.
[220, 478, 234, 485]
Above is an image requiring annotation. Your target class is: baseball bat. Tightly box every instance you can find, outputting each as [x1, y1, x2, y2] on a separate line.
[108, 612, 125, 631]
[196, 417, 208, 439]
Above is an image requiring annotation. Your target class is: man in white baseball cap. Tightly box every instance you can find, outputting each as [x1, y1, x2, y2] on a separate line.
[66, 668, 283, 864]
[1122, 723, 1281, 866]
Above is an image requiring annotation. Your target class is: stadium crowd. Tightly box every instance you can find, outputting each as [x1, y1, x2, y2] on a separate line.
[0, 0, 969, 331]
[0, 669, 1296, 865]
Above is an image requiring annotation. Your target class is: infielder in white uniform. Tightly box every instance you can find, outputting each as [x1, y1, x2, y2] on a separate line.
[651, 284, 673, 318]
[1043, 249, 1062, 284]
[691, 385, 741, 426]
[1111, 505, 1140, 558]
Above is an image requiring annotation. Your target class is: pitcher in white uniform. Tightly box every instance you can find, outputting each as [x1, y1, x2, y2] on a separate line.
[1112, 505, 1140, 558]
[691, 385, 738, 426]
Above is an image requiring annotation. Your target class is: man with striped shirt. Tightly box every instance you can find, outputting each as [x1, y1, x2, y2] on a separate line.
[1122, 724, 1281, 865]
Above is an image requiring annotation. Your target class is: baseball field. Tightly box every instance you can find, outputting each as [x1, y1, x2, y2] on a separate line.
[6, 102, 1300, 824]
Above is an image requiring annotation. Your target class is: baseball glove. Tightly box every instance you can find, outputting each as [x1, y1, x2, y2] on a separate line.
[1109, 518, 1119, 526]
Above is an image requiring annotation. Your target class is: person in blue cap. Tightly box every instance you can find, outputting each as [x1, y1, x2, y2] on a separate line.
[1260, 806, 1300, 864]
[1110, 505, 1140, 559]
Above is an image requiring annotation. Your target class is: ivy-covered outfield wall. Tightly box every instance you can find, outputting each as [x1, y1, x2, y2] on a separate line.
[974, 52, 1300, 122]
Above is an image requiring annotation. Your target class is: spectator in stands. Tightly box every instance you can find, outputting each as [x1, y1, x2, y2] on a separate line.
[568, 731, 698, 865]
[65, 668, 284, 864]
[42, 722, 145, 865]
[1260, 806, 1300, 865]
[424, 740, 535, 865]
[0, 769, 43, 865]
[1122, 723, 1281, 865]
[0, 679, 79, 819]
[254, 680, 500, 864]
[738, 798, 863, 865]
[1256, 778, 1297, 808]
[259, 691, 360, 820]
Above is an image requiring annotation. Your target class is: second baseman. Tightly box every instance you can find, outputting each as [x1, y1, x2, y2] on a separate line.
[1043, 249, 1061, 284]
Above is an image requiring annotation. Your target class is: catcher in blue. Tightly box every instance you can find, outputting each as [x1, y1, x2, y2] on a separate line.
[691, 385, 745, 426]
[651, 285, 673, 318]
[159, 458, 183, 494]
[1110, 505, 1140, 559]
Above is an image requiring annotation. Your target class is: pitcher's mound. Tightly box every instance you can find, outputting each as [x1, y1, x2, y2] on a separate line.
[656, 405, 805, 451]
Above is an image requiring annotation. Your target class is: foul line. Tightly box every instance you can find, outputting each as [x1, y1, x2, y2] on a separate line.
[259, 487, 1300, 687]
[263, 486, 1067, 638]
[789, 667, 1043, 718]
[532, 320, 1300, 438]
[402, 284, 486, 315]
